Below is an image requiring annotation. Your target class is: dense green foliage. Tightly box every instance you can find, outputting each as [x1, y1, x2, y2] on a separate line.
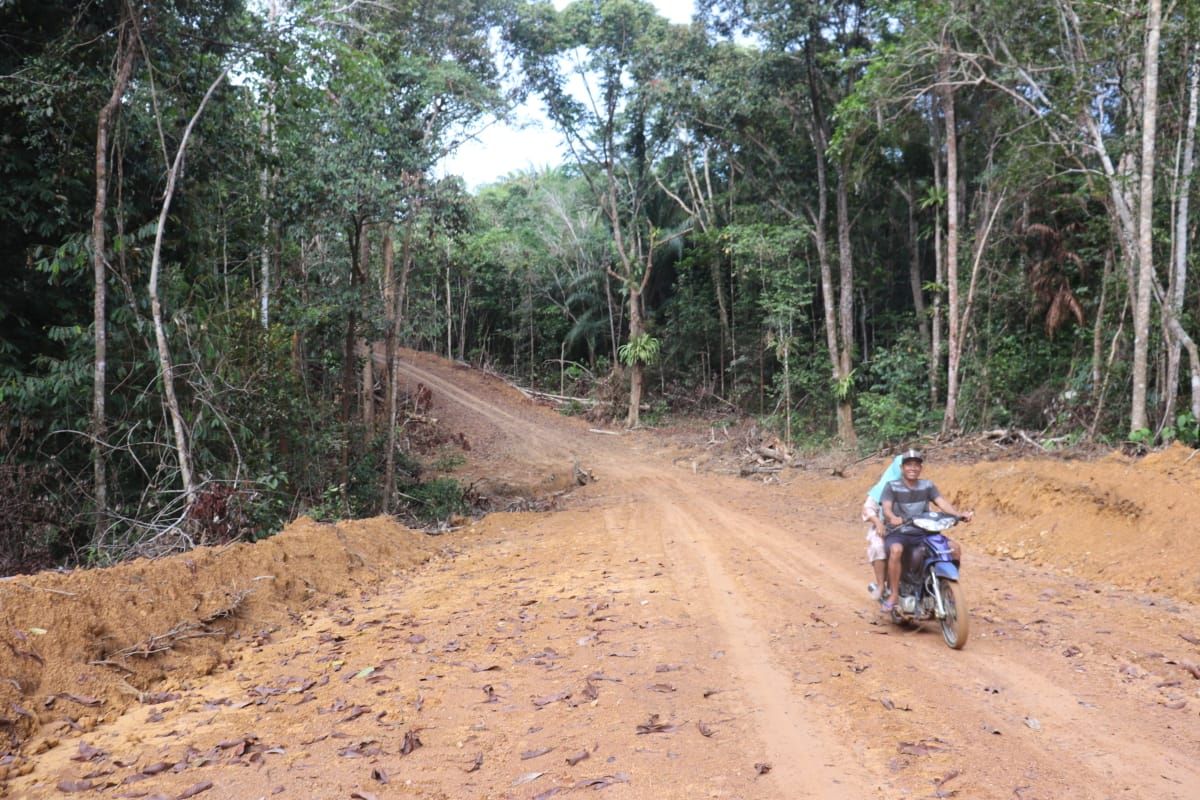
[2, 0, 1198, 572]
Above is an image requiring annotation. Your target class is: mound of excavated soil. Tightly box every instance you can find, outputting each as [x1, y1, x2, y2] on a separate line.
[816, 442, 1200, 602]
[0, 516, 438, 756]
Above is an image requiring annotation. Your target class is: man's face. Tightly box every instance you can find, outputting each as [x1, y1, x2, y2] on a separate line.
[902, 458, 923, 481]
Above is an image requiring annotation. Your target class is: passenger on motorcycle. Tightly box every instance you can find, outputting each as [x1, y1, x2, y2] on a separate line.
[861, 455, 903, 600]
[879, 449, 973, 612]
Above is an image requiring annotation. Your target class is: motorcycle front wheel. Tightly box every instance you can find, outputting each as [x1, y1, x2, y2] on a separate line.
[937, 578, 970, 650]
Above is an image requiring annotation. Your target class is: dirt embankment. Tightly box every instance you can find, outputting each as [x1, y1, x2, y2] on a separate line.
[0, 517, 438, 760]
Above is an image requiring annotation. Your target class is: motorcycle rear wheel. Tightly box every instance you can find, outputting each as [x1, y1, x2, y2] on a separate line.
[937, 578, 970, 650]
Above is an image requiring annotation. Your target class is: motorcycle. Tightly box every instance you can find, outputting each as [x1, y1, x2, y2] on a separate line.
[877, 511, 970, 649]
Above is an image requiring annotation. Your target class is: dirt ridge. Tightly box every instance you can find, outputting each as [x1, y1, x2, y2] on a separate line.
[0, 516, 438, 758]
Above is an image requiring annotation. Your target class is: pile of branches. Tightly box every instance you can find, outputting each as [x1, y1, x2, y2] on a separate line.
[736, 425, 797, 478]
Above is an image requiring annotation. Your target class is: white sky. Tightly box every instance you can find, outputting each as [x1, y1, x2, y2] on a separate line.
[439, 0, 697, 191]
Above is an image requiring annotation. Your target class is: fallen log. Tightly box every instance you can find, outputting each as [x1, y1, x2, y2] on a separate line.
[739, 464, 783, 476]
[754, 445, 791, 463]
[515, 386, 600, 406]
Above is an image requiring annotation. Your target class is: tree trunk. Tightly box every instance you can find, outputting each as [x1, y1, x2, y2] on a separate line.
[147, 67, 229, 510]
[1165, 317, 1200, 423]
[458, 277, 470, 361]
[340, 220, 366, 488]
[90, 19, 136, 546]
[385, 209, 418, 512]
[834, 159, 857, 448]
[1130, 0, 1163, 434]
[361, 338, 374, 432]
[930, 107, 944, 409]
[445, 258, 453, 360]
[1163, 45, 1197, 430]
[1092, 251, 1112, 401]
[360, 216, 375, 434]
[940, 51, 963, 434]
[258, 0, 279, 329]
[897, 181, 930, 349]
[626, 288, 644, 428]
[804, 27, 852, 445]
[293, 237, 311, 388]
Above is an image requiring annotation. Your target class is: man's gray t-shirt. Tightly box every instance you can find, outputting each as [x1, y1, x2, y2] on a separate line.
[880, 478, 940, 527]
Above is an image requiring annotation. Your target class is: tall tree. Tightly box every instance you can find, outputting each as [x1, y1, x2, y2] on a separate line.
[513, 0, 679, 427]
[90, 6, 137, 545]
[1129, 0, 1163, 434]
[701, 0, 870, 444]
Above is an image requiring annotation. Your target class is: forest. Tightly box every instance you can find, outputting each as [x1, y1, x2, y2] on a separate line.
[2, 0, 1197, 573]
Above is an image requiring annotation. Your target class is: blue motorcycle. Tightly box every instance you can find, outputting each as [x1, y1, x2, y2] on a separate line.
[882, 511, 970, 649]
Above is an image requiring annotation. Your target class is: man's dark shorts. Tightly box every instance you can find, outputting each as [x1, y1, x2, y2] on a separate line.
[884, 526, 928, 553]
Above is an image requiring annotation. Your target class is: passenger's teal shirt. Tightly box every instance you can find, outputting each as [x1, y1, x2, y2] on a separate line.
[866, 455, 904, 502]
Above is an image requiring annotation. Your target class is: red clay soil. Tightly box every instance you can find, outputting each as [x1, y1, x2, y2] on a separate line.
[2, 348, 1198, 799]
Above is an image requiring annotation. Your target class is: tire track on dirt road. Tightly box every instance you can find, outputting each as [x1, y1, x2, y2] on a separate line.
[652, 483, 880, 798]
[388, 353, 583, 460]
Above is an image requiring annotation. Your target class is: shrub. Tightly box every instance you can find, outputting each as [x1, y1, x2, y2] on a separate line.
[402, 477, 468, 524]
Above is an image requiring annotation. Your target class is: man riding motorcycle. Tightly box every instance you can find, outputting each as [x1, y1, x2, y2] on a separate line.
[879, 449, 973, 613]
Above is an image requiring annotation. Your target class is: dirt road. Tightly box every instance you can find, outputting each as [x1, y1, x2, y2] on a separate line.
[5, 352, 1199, 799]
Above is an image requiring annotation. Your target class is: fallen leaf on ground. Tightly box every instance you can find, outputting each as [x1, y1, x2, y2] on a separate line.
[636, 714, 680, 734]
[697, 722, 715, 737]
[340, 705, 370, 722]
[70, 741, 106, 762]
[1177, 661, 1200, 679]
[533, 690, 571, 707]
[522, 747, 554, 760]
[141, 692, 180, 704]
[142, 761, 174, 775]
[573, 773, 630, 789]
[755, 762, 772, 775]
[587, 671, 621, 683]
[934, 769, 961, 787]
[513, 771, 544, 786]
[898, 740, 948, 756]
[400, 729, 422, 755]
[465, 752, 483, 773]
[371, 767, 389, 784]
[338, 740, 382, 758]
[56, 779, 93, 793]
[566, 749, 590, 766]
[177, 780, 214, 798]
